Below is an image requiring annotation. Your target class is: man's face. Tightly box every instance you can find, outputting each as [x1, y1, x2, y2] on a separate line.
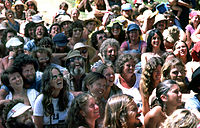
[105, 45, 117, 62]
[6, 32, 15, 42]
[86, 21, 97, 33]
[15, 5, 24, 12]
[36, 52, 50, 72]
[11, 44, 24, 56]
[22, 64, 36, 86]
[68, 56, 85, 76]
[50, 25, 60, 38]
[96, 33, 106, 48]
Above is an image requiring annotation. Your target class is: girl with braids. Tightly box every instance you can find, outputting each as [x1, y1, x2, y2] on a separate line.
[66, 93, 100, 128]
[103, 94, 143, 128]
[33, 66, 74, 128]
[144, 80, 182, 128]
[139, 57, 163, 116]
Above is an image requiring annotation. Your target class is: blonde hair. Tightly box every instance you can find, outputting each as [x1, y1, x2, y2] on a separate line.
[161, 109, 199, 128]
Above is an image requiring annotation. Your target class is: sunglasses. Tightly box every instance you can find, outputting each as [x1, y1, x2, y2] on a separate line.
[80, 49, 87, 54]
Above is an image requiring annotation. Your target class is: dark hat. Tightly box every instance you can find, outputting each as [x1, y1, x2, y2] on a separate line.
[53, 33, 68, 47]
[189, 66, 200, 93]
[127, 23, 140, 32]
[65, 50, 84, 65]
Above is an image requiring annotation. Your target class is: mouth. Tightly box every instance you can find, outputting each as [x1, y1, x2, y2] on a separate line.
[57, 81, 62, 86]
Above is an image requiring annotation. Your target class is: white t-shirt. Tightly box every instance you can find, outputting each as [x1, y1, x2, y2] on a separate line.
[33, 92, 74, 125]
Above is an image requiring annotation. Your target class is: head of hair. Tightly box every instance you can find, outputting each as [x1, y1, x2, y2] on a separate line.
[34, 24, 49, 39]
[115, 54, 138, 74]
[140, 57, 163, 97]
[100, 38, 120, 59]
[13, 54, 39, 74]
[24, 21, 36, 37]
[32, 47, 52, 60]
[66, 93, 93, 128]
[90, 30, 106, 50]
[49, 23, 61, 36]
[161, 109, 199, 128]
[41, 66, 69, 116]
[67, 20, 83, 37]
[146, 29, 165, 52]
[2, 28, 17, 45]
[59, 2, 68, 10]
[95, 63, 114, 75]
[161, 51, 176, 62]
[37, 37, 55, 52]
[103, 94, 136, 128]
[173, 41, 192, 62]
[5, 9, 14, 19]
[108, 22, 125, 43]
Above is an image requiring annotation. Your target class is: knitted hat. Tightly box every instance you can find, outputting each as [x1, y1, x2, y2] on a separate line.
[163, 26, 179, 44]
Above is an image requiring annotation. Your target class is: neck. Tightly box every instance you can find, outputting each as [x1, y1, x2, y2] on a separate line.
[152, 48, 161, 54]
[121, 73, 135, 87]
[72, 37, 81, 43]
[51, 90, 60, 98]
[193, 22, 198, 29]
[14, 88, 25, 94]
[165, 104, 177, 116]
[180, 56, 187, 64]
[86, 118, 95, 128]
[104, 86, 111, 100]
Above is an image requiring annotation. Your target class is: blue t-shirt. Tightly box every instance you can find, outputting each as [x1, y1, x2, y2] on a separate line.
[185, 94, 200, 112]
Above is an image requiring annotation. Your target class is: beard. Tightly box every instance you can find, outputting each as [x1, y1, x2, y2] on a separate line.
[22, 75, 35, 87]
[7, 120, 35, 128]
[69, 66, 85, 76]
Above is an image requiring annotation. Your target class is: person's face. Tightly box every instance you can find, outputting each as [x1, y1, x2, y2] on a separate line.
[11, 44, 24, 55]
[111, 24, 121, 36]
[174, 42, 187, 58]
[96, 33, 106, 49]
[122, 59, 135, 75]
[69, 56, 85, 76]
[81, 97, 100, 120]
[6, 12, 14, 20]
[6, 32, 15, 42]
[152, 65, 161, 86]
[129, 30, 140, 41]
[22, 64, 36, 84]
[191, 16, 199, 24]
[9, 72, 23, 89]
[50, 25, 60, 38]
[103, 67, 115, 87]
[88, 78, 106, 98]
[169, 65, 186, 83]
[5, 0, 11, 9]
[28, 27, 35, 39]
[156, 20, 166, 32]
[15, 5, 24, 12]
[86, 21, 97, 32]
[122, 10, 132, 18]
[106, 45, 117, 62]
[27, 1, 35, 10]
[36, 52, 50, 72]
[15, 109, 35, 128]
[36, 26, 45, 39]
[127, 102, 142, 128]
[164, 39, 174, 50]
[61, 21, 71, 32]
[71, 10, 79, 21]
[72, 28, 82, 39]
[77, 47, 88, 59]
[50, 68, 63, 90]
[151, 33, 161, 49]
[166, 84, 182, 107]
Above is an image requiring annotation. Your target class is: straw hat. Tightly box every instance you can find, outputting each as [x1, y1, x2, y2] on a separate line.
[25, 0, 37, 7]
[153, 14, 167, 26]
[12, 0, 27, 11]
[83, 15, 101, 27]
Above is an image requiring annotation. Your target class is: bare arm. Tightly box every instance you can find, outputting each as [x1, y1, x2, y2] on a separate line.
[177, 0, 192, 8]
[33, 116, 43, 128]
[0, 89, 8, 100]
[103, 0, 111, 11]
[191, 24, 200, 43]
[185, 29, 192, 49]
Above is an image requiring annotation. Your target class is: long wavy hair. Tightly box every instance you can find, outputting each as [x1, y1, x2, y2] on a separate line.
[41, 66, 69, 116]
[103, 94, 136, 128]
[140, 57, 163, 97]
[66, 93, 94, 128]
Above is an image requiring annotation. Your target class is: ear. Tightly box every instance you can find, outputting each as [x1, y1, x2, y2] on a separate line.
[160, 94, 168, 102]
[80, 110, 86, 117]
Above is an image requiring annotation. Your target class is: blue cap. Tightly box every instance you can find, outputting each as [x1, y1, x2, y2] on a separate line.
[53, 33, 68, 47]
[121, 3, 132, 10]
[127, 24, 140, 32]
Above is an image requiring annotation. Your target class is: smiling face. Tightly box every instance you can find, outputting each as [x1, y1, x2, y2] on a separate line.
[69, 56, 85, 76]
[169, 65, 185, 83]
[151, 33, 161, 49]
[174, 42, 187, 58]
[111, 23, 121, 36]
[72, 27, 82, 39]
[81, 97, 100, 121]
[35, 26, 45, 39]
[9, 72, 23, 90]
[166, 84, 182, 107]
[122, 59, 135, 76]
[128, 30, 140, 42]
[22, 64, 35, 86]
[50, 68, 63, 90]
[88, 78, 106, 99]
[106, 45, 117, 62]
[86, 21, 97, 33]
[103, 67, 115, 87]
[156, 20, 166, 32]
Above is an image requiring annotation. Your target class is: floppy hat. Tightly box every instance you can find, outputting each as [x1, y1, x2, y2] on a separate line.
[32, 14, 43, 23]
[189, 66, 200, 93]
[121, 3, 132, 10]
[53, 33, 68, 47]
[25, 0, 37, 7]
[83, 15, 101, 27]
[153, 14, 167, 26]
[163, 26, 179, 44]
[6, 37, 23, 48]
[74, 42, 96, 60]
[107, 20, 123, 32]
[65, 50, 84, 65]
[7, 103, 31, 120]
[56, 15, 72, 25]
[12, 0, 27, 11]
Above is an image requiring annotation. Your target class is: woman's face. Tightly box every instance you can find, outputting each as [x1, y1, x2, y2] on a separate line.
[9, 72, 23, 90]
[122, 59, 135, 76]
[88, 78, 106, 99]
[151, 33, 161, 49]
[50, 25, 61, 38]
[27, 1, 35, 10]
[50, 68, 63, 90]
[103, 67, 115, 87]
[152, 65, 162, 86]
[35, 26, 45, 39]
[166, 84, 182, 107]
[111, 23, 121, 36]
[81, 97, 100, 120]
[72, 28, 82, 39]
[174, 42, 187, 58]
[5, 0, 11, 9]
[169, 65, 186, 83]
[28, 27, 35, 39]
[129, 30, 140, 41]
[6, 12, 14, 20]
[191, 16, 199, 24]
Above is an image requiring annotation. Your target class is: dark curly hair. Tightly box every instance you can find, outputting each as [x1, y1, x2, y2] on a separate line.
[13, 53, 39, 73]
[41, 66, 69, 116]
[49, 23, 61, 38]
[66, 93, 93, 128]
[146, 29, 165, 52]
[24, 21, 36, 38]
[1, 28, 17, 45]
[67, 20, 83, 37]
[90, 30, 106, 50]
[34, 24, 49, 39]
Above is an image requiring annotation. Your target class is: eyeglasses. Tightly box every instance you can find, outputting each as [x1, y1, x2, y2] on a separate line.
[80, 49, 87, 54]
[52, 74, 63, 80]
[11, 45, 23, 50]
[69, 57, 83, 62]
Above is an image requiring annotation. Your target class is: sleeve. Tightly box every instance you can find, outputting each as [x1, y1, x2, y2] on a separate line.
[33, 94, 44, 116]
[185, 96, 200, 111]
[120, 41, 128, 50]
[0, 85, 9, 92]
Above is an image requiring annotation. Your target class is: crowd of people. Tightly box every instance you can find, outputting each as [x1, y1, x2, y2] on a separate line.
[0, 0, 199, 127]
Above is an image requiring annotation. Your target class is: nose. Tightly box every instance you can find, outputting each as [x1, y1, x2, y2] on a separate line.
[177, 71, 182, 77]
[111, 50, 115, 56]
[95, 104, 99, 110]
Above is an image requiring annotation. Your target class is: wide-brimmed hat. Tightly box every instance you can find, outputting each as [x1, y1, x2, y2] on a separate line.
[153, 14, 167, 26]
[6, 37, 23, 48]
[107, 20, 123, 32]
[121, 3, 132, 11]
[53, 33, 68, 47]
[25, 0, 37, 7]
[163, 26, 179, 44]
[83, 15, 101, 27]
[55, 15, 72, 25]
[74, 42, 96, 60]
[12, 0, 27, 11]
[189, 10, 200, 19]
[65, 50, 85, 65]
[189, 66, 200, 93]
